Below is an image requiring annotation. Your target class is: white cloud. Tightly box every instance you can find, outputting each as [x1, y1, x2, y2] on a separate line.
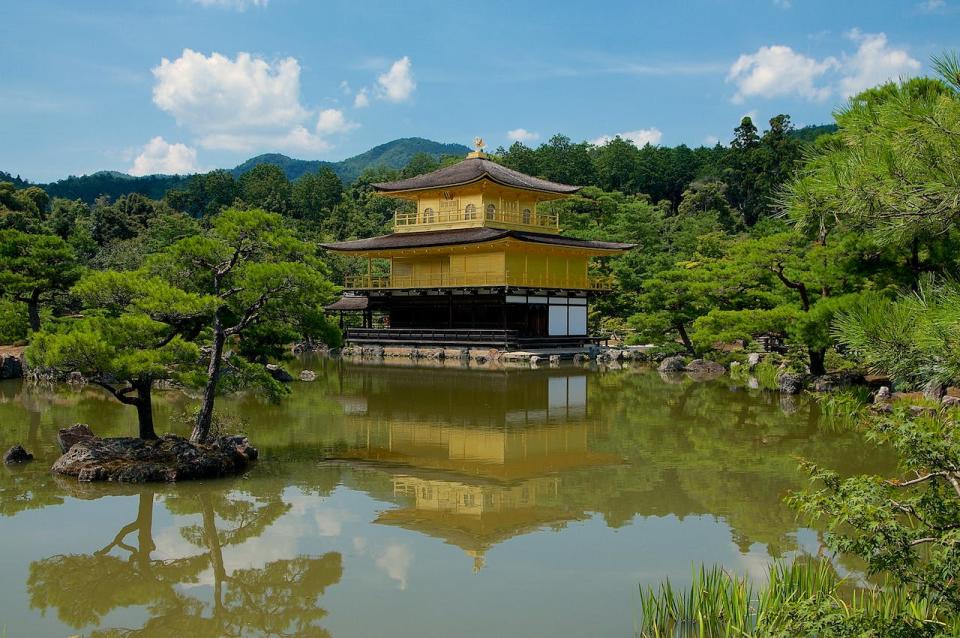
[151, 49, 354, 153]
[190, 0, 268, 9]
[316, 108, 359, 135]
[728, 45, 837, 103]
[704, 135, 720, 146]
[376, 56, 416, 102]
[919, 0, 946, 12]
[129, 136, 199, 175]
[591, 127, 663, 147]
[728, 32, 919, 104]
[376, 543, 413, 590]
[838, 30, 921, 97]
[354, 87, 370, 108]
[507, 128, 540, 143]
[339, 80, 352, 95]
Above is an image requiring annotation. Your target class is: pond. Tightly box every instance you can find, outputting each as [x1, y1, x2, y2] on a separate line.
[0, 357, 893, 637]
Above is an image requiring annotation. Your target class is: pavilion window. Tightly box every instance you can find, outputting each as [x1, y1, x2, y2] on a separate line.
[423, 207, 436, 223]
[522, 208, 532, 224]
[485, 203, 496, 220]
[464, 203, 477, 220]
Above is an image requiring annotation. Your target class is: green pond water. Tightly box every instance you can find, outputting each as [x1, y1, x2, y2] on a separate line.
[0, 357, 893, 637]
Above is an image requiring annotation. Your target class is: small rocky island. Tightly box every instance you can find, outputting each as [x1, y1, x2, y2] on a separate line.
[51, 424, 258, 482]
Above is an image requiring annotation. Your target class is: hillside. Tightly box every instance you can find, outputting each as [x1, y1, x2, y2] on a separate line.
[789, 123, 838, 143]
[43, 171, 192, 202]
[231, 137, 471, 183]
[33, 137, 470, 204]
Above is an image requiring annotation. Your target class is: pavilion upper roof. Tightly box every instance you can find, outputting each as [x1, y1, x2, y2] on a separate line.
[373, 156, 581, 196]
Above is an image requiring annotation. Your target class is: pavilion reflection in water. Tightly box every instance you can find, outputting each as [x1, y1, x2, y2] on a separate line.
[330, 365, 620, 570]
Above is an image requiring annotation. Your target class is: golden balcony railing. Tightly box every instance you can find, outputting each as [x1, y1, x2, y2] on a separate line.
[344, 272, 613, 291]
[394, 208, 559, 231]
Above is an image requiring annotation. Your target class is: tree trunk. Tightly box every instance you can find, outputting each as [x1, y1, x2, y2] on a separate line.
[910, 236, 921, 292]
[808, 347, 827, 376]
[676, 322, 696, 355]
[134, 379, 158, 440]
[192, 314, 225, 443]
[27, 288, 41, 332]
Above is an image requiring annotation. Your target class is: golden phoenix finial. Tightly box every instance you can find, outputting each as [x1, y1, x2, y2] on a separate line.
[473, 137, 486, 152]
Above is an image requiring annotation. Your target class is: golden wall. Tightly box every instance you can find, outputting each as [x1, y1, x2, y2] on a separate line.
[390, 248, 591, 288]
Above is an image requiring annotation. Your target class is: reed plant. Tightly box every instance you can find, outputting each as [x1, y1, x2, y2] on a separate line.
[817, 387, 871, 431]
[752, 362, 780, 391]
[638, 560, 954, 637]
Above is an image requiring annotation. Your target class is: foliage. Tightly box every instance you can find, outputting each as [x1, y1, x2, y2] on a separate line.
[0, 228, 80, 331]
[790, 406, 960, 620]
[239, 164, 292, 214]
[27, 270, 216, 438]
[146, 207, 336, 442]
[783, 67, 960, 282]
[834, 280, 960, 391]
[0, 298, 30, 344]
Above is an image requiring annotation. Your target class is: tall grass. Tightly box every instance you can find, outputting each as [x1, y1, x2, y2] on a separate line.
[638, 561, 953, 637]
[817, 387, 871, 431]
[752, 362, 780, 391]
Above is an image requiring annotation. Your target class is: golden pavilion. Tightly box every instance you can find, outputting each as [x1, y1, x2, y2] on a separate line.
[322, 140, 633, 348]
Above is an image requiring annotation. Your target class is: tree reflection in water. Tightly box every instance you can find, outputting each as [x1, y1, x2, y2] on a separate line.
[27, 486, 342, 637]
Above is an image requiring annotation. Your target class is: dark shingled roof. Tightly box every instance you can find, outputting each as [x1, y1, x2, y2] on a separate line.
[325, 295, 369, 311]
[320, 227, 634, 253]
[373, 157, 581, 195]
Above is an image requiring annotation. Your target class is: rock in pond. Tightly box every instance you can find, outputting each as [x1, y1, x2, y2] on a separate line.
[57, 423, 96, 453]
[0, 353, 23, 379]
[299, 369, 317, 382]
[874, 386, 892, 404]
[265, 364, 294, 382]
[810, 372, 865, 393]
[684, 359, 725, 380]
[4, 444, 33, 464]
[52, 434, 259, 483]
[658, 356, 687, 373]
[777, 372, 808, 395]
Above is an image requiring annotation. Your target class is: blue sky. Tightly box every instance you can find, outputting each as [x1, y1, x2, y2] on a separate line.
[2, 0, 958, 182]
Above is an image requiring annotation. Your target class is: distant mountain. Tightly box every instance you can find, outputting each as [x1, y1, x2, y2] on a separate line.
[231, 138, 472, 183]
[26, 137, 471, 204]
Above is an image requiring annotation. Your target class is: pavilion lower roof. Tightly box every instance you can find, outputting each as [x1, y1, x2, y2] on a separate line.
[320, 227, 635, 253]
[324, 295, 369, 311]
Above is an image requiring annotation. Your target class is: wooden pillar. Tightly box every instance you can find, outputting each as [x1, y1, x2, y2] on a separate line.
[502, 294, 509, 348]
